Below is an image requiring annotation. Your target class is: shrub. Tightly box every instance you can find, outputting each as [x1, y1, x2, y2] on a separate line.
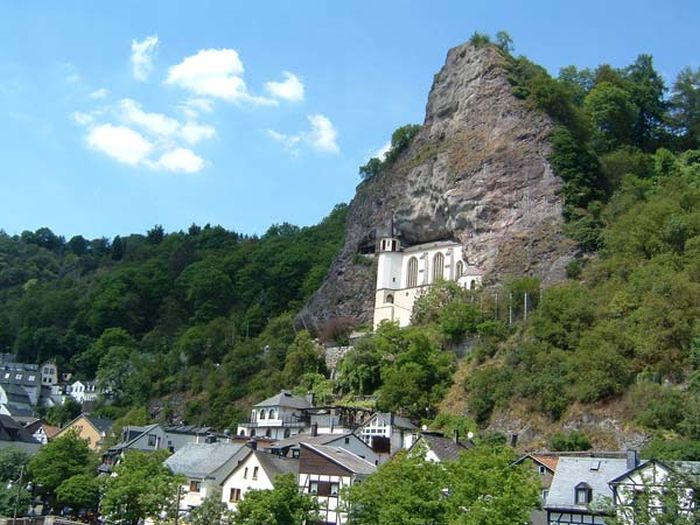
[549, 430, 592, 451]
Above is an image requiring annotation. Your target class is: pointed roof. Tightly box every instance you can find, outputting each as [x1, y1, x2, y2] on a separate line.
[301, 443, 376, 475]
[545, 457, 630, 512]
[270, 431, 355, 449]
[165, 442, 245, 478]
[410, 432, 474, 462]
[254, 390, 312, 409]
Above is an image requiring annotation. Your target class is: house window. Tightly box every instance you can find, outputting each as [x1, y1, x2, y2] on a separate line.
[244, 467, 248, 479]
[456, 260, 464, 279]
[330, 482, 340, 496]
[259, 409, 266, 420]
[148, 434, 157, 447]
[344, 437, 350, 444]
[309, 481, 319, 494]
[538, 465, 547, 475]
[385, 294, 394, 304]
[406, 257, 418, 288]
[189, 480, 201, 493]
[432, 253, 444, 282]
[575, 483, 592, 505]
[229, 488, 241, 502]
[269, 409, 276, 419]
[15, 374, 21, 380]
[27, 375, 35, 381]
[253, 467, 259, 480]
[292, 449, 300, 459]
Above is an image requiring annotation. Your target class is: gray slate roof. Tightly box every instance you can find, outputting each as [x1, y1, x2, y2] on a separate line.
[546, 457, 631, 512]
[255, 450, 299, 478]
[86, 415, 113, 434]
[254, 390, 312, 409]
[369, 412, 417, 430]
[270, 431, 353, 449]
[0, 415, 39, 444]
[165, 442, 245, 478]
[414, 432, 474, 462]
[302, 443, 376, 475]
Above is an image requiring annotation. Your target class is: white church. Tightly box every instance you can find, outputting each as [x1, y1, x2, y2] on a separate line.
[372, 236, 482, 328]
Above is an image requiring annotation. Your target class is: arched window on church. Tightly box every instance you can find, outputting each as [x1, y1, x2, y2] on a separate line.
[470, 279, 477, 290]
[269, 409, 276, 420]
[456, 261, 464, 279]
[432, 252, 444, 282]
[259, 409, 266, 420]
[407, 257, 418, 288]
[385, 294, 394, 304]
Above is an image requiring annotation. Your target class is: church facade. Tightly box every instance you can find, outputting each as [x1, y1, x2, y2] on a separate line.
[372, 237, 482, 328]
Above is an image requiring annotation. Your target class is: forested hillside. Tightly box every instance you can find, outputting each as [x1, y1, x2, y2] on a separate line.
[0, 204, 347, 427]
[3, 34, 700, 456]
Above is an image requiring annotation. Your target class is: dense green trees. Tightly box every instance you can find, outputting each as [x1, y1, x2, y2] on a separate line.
[346, 446, 539, 525]
[232, 473, 319, 525]
[100, 450, 181, 525]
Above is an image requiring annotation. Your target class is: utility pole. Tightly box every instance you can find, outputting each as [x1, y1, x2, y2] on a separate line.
[174, 485, 182, 525]
[524, 292, 529, 322]
[12, 465, 24, 525]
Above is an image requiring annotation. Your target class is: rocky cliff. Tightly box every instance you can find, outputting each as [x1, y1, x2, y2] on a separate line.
[299, 42, 576, 329]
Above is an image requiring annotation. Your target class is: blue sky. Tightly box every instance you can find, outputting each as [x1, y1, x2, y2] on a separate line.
[1, 1, 699, 239]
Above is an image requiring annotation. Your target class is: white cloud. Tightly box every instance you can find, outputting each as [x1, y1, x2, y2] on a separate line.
[153, 148, 205, 173]
[180, 122, 216, 144]
[179, 97, 214, 119]
[268, 113, 339, 155]
[166, 48, 275, 106]
[72, 111, 95, 126]
[267, 129, 301, 154]
[265, 72, 304, 102]
[372, 141, 391, 161]
[87, 124, 153, 166]
[305, 113, 339, 154]
[89, 88, 109, 100]
[118, 98, 180, 138]
[131, 35, 159, 82]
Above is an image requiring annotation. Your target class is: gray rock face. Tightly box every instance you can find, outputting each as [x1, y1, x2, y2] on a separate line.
[298, 42, 576, 329]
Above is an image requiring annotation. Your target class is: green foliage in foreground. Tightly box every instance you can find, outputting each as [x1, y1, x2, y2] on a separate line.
[101, 450, 181, 525]
[346, 446, 539, 525]
[232, 473, 319, 525]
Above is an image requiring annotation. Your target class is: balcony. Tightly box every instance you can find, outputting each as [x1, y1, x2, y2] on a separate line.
[238, 416, 308, 429]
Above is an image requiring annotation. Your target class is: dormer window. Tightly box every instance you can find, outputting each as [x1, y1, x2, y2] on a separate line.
[575, 482, 592, 505]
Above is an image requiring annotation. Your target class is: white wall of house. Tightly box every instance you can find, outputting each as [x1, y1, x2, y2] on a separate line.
[373, 239, 481, 328]
[613, 463, 695, 525]
[236, 405, 306, 439]
[299, 472, 352, 525]
[178, 479, 219, 510]
[359, 414, 416, 457]
[221, 452, 274, 511]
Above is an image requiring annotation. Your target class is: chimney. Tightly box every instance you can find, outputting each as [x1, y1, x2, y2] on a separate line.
[311, 423, 318, 437]
[453, 429, 459, 444]
[626, 449, 639, 470]
[249, 439, 258, 451]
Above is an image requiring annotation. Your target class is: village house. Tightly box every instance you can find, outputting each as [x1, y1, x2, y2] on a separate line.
[268, 429, 379, 465]
[512, 453, 560, 525]
[545, 454, 632, 525]
[236, 390, 314, 440]
[68, 380, 99, 404]
[408, 431, 474, 463]
[0, 383, 35, 421]
[164, 442, 246, 511]
[220, 447, 299, 511]
[298, 442, 376, 525]
[105, 423, 232, 464]
[358, 412, 417, 460]
[0, 414, 41, 454]
[52, 413, 114, 451]
[373, 237, 483, 328]
[23, 418, 60, 445]
[609, 457, 700, 525]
